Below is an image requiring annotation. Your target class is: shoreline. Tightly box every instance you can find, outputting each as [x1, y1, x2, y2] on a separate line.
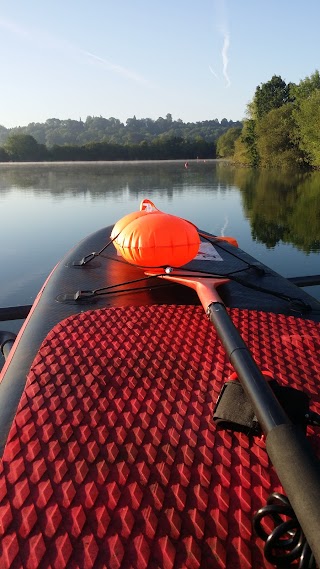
[0, 158, 228, 167]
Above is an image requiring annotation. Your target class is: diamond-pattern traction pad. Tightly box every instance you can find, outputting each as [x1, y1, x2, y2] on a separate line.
[0, 305, 320, 569]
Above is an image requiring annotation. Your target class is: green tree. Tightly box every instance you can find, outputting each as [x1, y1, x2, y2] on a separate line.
[235, 119, 259, 167]
[233, 136, 252, 165]
[255, 104, 306, 169]
[295, 90, 320, 167]
[0, 125, 9, 145]
[4, 134, 47, 161]
[0, 147, 9, 161]
[290, 69, 320, 102]
[216, 127, 242, 157]
[253, 75, 291, 119]
[290, 70, 320, 168]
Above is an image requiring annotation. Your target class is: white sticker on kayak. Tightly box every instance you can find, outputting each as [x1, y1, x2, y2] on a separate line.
[195, 242, 223, 261]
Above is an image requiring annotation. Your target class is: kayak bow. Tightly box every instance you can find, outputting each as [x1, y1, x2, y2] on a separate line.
[0, 200, 320, 569]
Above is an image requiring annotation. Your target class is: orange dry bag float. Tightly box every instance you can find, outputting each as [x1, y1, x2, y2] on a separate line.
[111, 199, 238, 267]
[110, 199, 158, 240]
[111, 199, 201, 267]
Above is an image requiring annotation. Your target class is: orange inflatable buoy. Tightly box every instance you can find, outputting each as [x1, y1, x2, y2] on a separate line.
[140, 198, 159, 212]
[111, 199, 160, 241]
[111, 210, 148, 241]
[112, 203, 200, 267]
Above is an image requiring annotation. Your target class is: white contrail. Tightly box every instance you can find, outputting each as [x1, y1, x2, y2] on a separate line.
[0, 16, 150, 86]
[211, 0, 231, 87]
[209, 33, 231, 87]
[209, 65, 219, 79]
[82, 50, 150, 86]
[221, 32, 231, 87]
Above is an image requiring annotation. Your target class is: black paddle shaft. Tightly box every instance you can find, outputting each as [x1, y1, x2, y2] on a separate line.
[207, 301, 320, 564]
[208, 303, 290, 433]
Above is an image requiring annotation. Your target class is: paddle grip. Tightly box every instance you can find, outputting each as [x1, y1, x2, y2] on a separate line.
[207, 303, 290, 433]
[266, 424, 320, 566]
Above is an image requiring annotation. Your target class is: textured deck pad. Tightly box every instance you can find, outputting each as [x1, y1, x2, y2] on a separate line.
[1, 306, 320, 569]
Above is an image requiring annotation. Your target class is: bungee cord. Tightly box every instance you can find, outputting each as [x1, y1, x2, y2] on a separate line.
[70, 221, 319, 315]
[253, 493, 316, 568]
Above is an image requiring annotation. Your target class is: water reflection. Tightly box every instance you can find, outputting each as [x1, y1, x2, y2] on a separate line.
[0, 161, 319, 255]
[217, 164, 320, 253]
[0, 161, 228, 198]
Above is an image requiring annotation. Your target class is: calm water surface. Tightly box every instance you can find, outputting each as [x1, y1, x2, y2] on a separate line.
[0, 161, 319, 327]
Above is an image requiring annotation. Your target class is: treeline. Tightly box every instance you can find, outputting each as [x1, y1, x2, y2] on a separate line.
[216, 70, 320, 169]
[0, 134, 215, 162]
[0, 114, 242, 147]
[0, 113, 244, 162]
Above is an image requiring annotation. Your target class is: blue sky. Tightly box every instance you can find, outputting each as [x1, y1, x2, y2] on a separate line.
[0, 0, 319, 128]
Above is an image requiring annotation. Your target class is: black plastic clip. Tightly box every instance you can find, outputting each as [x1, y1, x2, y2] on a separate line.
[213, 379, 312, 436]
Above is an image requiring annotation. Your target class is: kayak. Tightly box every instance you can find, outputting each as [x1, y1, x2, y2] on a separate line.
[0, 199, 320, 569]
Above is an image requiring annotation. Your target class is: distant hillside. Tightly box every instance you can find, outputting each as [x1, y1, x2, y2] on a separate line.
[0, 114, 242, 147]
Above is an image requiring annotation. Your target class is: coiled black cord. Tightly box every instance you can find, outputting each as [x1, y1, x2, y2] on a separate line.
[253, 493, 315, 568]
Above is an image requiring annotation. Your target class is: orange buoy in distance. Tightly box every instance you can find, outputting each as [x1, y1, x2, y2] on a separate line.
[112, 205, 200, 267]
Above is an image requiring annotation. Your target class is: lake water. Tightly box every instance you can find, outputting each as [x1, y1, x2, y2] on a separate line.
[0, 160, 319, 331]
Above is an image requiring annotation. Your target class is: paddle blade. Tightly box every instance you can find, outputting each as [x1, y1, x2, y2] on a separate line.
[146, 269, 229, 309]
[217, 236, 239, 247]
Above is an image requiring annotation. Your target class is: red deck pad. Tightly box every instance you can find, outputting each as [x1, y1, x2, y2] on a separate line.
[0, 305, 319, 568]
